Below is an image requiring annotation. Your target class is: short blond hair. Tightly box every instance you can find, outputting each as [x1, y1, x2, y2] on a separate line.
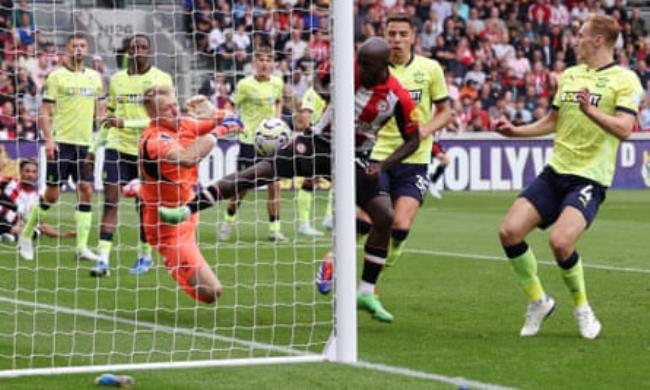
[143, 85, 175, 116]
[585, 14, 620, 47]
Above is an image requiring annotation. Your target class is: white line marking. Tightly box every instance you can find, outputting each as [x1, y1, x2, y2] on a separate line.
[403, 248, 650, 274]
[203, 241, 650, 274]
[354, 361, 516, 390]
[0, 296, 306, 357]
[0, 295, 513, 389]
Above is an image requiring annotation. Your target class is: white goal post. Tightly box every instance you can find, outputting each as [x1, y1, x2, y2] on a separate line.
[0, 0, 356, 378]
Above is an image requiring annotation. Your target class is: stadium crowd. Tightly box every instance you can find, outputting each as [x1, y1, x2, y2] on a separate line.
[186, 0, 650, 132]
[0, 0, 646, 142]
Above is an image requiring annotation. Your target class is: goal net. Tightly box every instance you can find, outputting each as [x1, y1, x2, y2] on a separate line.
[0, 0, 356, 377]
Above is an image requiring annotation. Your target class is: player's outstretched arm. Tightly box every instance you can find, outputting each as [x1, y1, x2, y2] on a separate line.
[164, 134, 219, 167]
[576, 88, 637, 140]
[493, 110, 558, 138]
[373, 130, 420, 176]
[420, 100, 452, 138]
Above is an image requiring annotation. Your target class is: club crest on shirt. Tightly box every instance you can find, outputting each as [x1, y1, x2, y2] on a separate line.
[376, 99, 389, 112]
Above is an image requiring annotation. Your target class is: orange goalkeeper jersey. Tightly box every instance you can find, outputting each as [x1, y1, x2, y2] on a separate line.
[139, 118, 215, 207]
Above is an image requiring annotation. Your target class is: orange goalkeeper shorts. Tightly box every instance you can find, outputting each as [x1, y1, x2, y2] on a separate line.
[143, 209, 210, 302]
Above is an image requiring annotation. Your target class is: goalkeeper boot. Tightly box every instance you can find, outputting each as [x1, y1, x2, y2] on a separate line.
[520, 295, 556, 337]
[316, 258, 333, 295]
[575, 304, 602, 340]
[130, 255, 153, 275]
[89, 261, 110, 278]
[76, 248, 99, 262]
[357, 292, 394, 323]
[159, 206, 190, 224]
[18, 235, 33, 260]
[298, 223, 324, 237]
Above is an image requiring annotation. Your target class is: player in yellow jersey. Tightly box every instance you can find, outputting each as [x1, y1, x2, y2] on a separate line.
[495, 14, 643, 340]
[89, 34, 173, 278]
[221, 47, 286, 242]
[19, 33, 104, 262]
[358, 14, 451, 268]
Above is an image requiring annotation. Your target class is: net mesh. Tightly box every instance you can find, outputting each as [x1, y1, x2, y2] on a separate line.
[0, 0, 334, 371]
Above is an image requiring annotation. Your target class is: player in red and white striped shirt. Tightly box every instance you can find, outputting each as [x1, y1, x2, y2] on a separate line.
[0, 160, 74, 244]
[159, 37, 421, 322]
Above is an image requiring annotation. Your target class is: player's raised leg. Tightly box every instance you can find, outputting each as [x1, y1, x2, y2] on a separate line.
[499, 197, 555, 336]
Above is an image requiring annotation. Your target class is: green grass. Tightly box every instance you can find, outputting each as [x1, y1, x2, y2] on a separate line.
[1, 189, 649, 389]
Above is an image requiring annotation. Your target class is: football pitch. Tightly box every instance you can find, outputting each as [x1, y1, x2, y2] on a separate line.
[1, 189, 649, 389]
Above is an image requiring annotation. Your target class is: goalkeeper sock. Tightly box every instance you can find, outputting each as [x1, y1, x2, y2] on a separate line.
[75, 204, 93, 251]
[22, 198, 50, 240]
[359, 244, 387, 293]
[558, 252, 587, 307]
[297, 187, 313, 225]
[98, 232, 113, 265]
[504, 241, 545, 302]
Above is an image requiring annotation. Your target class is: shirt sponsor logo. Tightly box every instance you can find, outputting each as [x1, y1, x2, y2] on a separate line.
[409, 89, 422, 102]
[116, 94, 145, 104]
[64, 87, 97, 97]
[560, 90, 602, 106]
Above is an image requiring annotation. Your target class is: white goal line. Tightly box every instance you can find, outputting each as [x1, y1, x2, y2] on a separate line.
[0, 295, 513, 389]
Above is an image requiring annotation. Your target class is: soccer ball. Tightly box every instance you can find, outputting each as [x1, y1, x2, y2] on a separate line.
[254, 118, 291, 156]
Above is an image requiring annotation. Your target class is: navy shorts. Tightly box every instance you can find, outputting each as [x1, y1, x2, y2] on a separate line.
[520, 166, 607, 229]
[46, 143, 94, 186]
[376, 162, 428, 205]
[103, 148, 139, 185]
[237, 143, 259, 170]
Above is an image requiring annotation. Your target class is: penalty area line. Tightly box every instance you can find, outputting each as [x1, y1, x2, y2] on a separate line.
[353, 360, 515, 390]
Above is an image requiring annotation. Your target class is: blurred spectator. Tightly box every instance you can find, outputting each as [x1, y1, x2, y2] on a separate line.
[208, 20, 225, 54]
[92, 55, 109, 94]
[430, 0, 452, 24]
[21, 82, 40, 119]
[466, 8, 485, 34]
[571, 1, 590, 22]
[464, 60, 486, 88]
[12, 0, 33, 31]
[216, 29, 247, 72]
[199, 71, 234, 109]
[419, 20, 440, 52]
[637, 60, 650, 88]
[629, 8, 646, 38]
[510, 97, 533, 125]
[640, 96, 650, 132]
[18, 111, 37, 140]
[508, 47, 532, 80]
[233, 23, 252, 53]
[15, 11, 37, 48]
[284, 29, 308, 67]
[308, 30, 329, 62]
[29, 52, 50, 93]
[0, 101, 17, 140]
[549, 0, 569, 27]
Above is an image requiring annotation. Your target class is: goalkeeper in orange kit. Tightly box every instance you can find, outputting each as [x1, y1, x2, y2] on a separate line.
[139, 86, 242, 303]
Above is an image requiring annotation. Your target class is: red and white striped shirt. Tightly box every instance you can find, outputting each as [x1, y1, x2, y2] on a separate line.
[0, 177, 38, 225]
[313, 73, 419, 154]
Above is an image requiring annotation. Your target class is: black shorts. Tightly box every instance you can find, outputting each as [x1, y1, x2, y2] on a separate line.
[45, 143, 94, 186]
[103, 149, 139, 185]
[274, 134, 382, 208]
[377, 162, 428, 205]
[520, 165, 607, 229]
[237, 143, 262, 170]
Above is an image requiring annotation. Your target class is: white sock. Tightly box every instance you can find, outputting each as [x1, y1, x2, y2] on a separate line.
[358, 281, 375, 294]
